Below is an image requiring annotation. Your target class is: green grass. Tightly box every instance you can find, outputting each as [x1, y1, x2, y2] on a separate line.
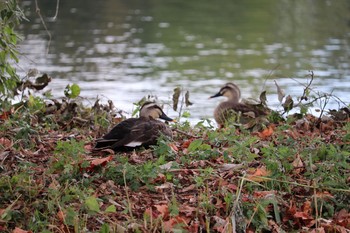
[0, 95, 349, 232]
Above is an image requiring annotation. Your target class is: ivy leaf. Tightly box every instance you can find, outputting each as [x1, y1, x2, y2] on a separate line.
[99, 223, 110, 233]
[85, 196, 100, 213]
[105, 205, 116, 213]
[188, 139, 203, 152]
[64, 83, 81, 99]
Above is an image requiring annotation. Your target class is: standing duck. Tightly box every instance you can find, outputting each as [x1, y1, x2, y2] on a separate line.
[210, 82, 269, 128]
[94, 102, 174, 151]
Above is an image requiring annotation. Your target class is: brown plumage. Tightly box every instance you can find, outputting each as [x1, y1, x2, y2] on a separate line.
[210, 83, 269, 128]
[94, 102, 173, 151]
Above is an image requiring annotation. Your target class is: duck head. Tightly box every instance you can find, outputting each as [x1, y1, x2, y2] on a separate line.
[210, 82, 241, 102]
[140, 102, 174, 121]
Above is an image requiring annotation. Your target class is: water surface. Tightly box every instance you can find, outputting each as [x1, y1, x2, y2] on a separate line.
[17, 0, 350, 123]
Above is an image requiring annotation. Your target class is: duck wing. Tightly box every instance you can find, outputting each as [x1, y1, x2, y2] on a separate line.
[110, 119, 172, 149]
[94, 118, 138, 149]
[215, 102, 269, 127]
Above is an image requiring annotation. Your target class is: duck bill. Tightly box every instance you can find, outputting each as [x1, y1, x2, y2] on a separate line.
[160, 112, 174, 122]
[209, 92, 222, 99]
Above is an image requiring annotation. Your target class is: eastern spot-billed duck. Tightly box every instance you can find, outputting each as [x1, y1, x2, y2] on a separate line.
[94, 102, 174, 151]
[210, 82, 269, 128]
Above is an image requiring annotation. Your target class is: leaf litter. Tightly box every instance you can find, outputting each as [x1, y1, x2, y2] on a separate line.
[0, 82, 350, 232]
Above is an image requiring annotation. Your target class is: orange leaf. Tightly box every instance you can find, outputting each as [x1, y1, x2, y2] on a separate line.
[13, 228, 32, 233]
[182, 139, 194, 149]
[57, 210, 65, 222]
[301, 200, 312, 215]
[257, 125, 274, 139]
[246, 166, 270, 182]
[169, 142, 178, 152]
[0, 137, 12, 148]
[154, 204, 169, 219]
[0, 108, 13, 120]
[163, 216, 189, 232]
[86, 155, 113, 171]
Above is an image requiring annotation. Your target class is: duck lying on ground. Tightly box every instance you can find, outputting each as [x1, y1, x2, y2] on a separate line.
[94, 102, 174, 151]
[210, 82, 270, 128]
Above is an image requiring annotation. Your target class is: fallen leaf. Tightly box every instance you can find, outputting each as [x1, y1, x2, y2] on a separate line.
[13, 228, 32, 233]
[180, 184, 196, 193]
[182, 139, 194, 149]
[0, 137, 12, 148]
[86, 155, 113, 171]
[163, 215, 189, 232]
[218, 163, 244, 172]
[334, 209, 350, 227]
[292, 154, 304, 174]
[169, 142, 178, 152]
[57, 210, 65, 222]
[212, 216, 228, 233]
[257, 125, 274, 139]
[247, 166, 271, 182]
[154, 204, 169, 219]
[159, 161, 174, 170]
[155, 182, 173, 191]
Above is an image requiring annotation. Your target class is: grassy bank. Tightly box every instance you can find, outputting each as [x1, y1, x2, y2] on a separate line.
[0, 86, 349, 233]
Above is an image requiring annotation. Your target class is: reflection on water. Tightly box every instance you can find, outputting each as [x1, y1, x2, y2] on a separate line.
[17, 0, 350, 122]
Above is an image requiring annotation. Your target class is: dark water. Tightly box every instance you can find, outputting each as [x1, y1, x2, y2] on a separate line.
[17, 0, 350, 123]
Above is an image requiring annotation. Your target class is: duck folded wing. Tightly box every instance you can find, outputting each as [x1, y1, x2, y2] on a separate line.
[94, 118, 137, 149]
[110, 119, 172, 149]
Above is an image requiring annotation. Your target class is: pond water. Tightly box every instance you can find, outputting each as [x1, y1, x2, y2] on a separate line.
[17, 0, 350, 123]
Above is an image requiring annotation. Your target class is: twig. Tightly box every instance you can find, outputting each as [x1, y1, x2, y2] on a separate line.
[123, 167, 134, 219]
[34, 0, 52, 53]
[172, 128, 199, 138]
[293, 70, 314, 108]
[244, 175, 350, 193]
[52, 0, 60, 20]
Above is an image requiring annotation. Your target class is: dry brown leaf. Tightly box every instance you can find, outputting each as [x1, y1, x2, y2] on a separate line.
[292, 154, 304, 174]
[256, 125, 274, 139]
[155, 182, 173, 191]
[180, 184, 196, 193]
[274, 80, 285, 103]
[12, 228, 32, 233]
[0, 137, 12, 148]
[247, 166, 271, 182]
[57, 210, 65, 222]
[212, 216, 228, 233]
[154, 204, 169, 219]
[169, 142, 179, 152]
[163, 215, 189, 232]
[85, 155, 113, 171]
[334, 209, 350, 227]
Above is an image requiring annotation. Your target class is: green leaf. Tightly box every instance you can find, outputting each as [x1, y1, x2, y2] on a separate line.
[64, 83, 81, 98]
[182, 111, 191, 118]
[85, 196, 100, 212]
[105, 205, 116, 213]
[99, 223, 110, 233]
[188, 139, 203, 152]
